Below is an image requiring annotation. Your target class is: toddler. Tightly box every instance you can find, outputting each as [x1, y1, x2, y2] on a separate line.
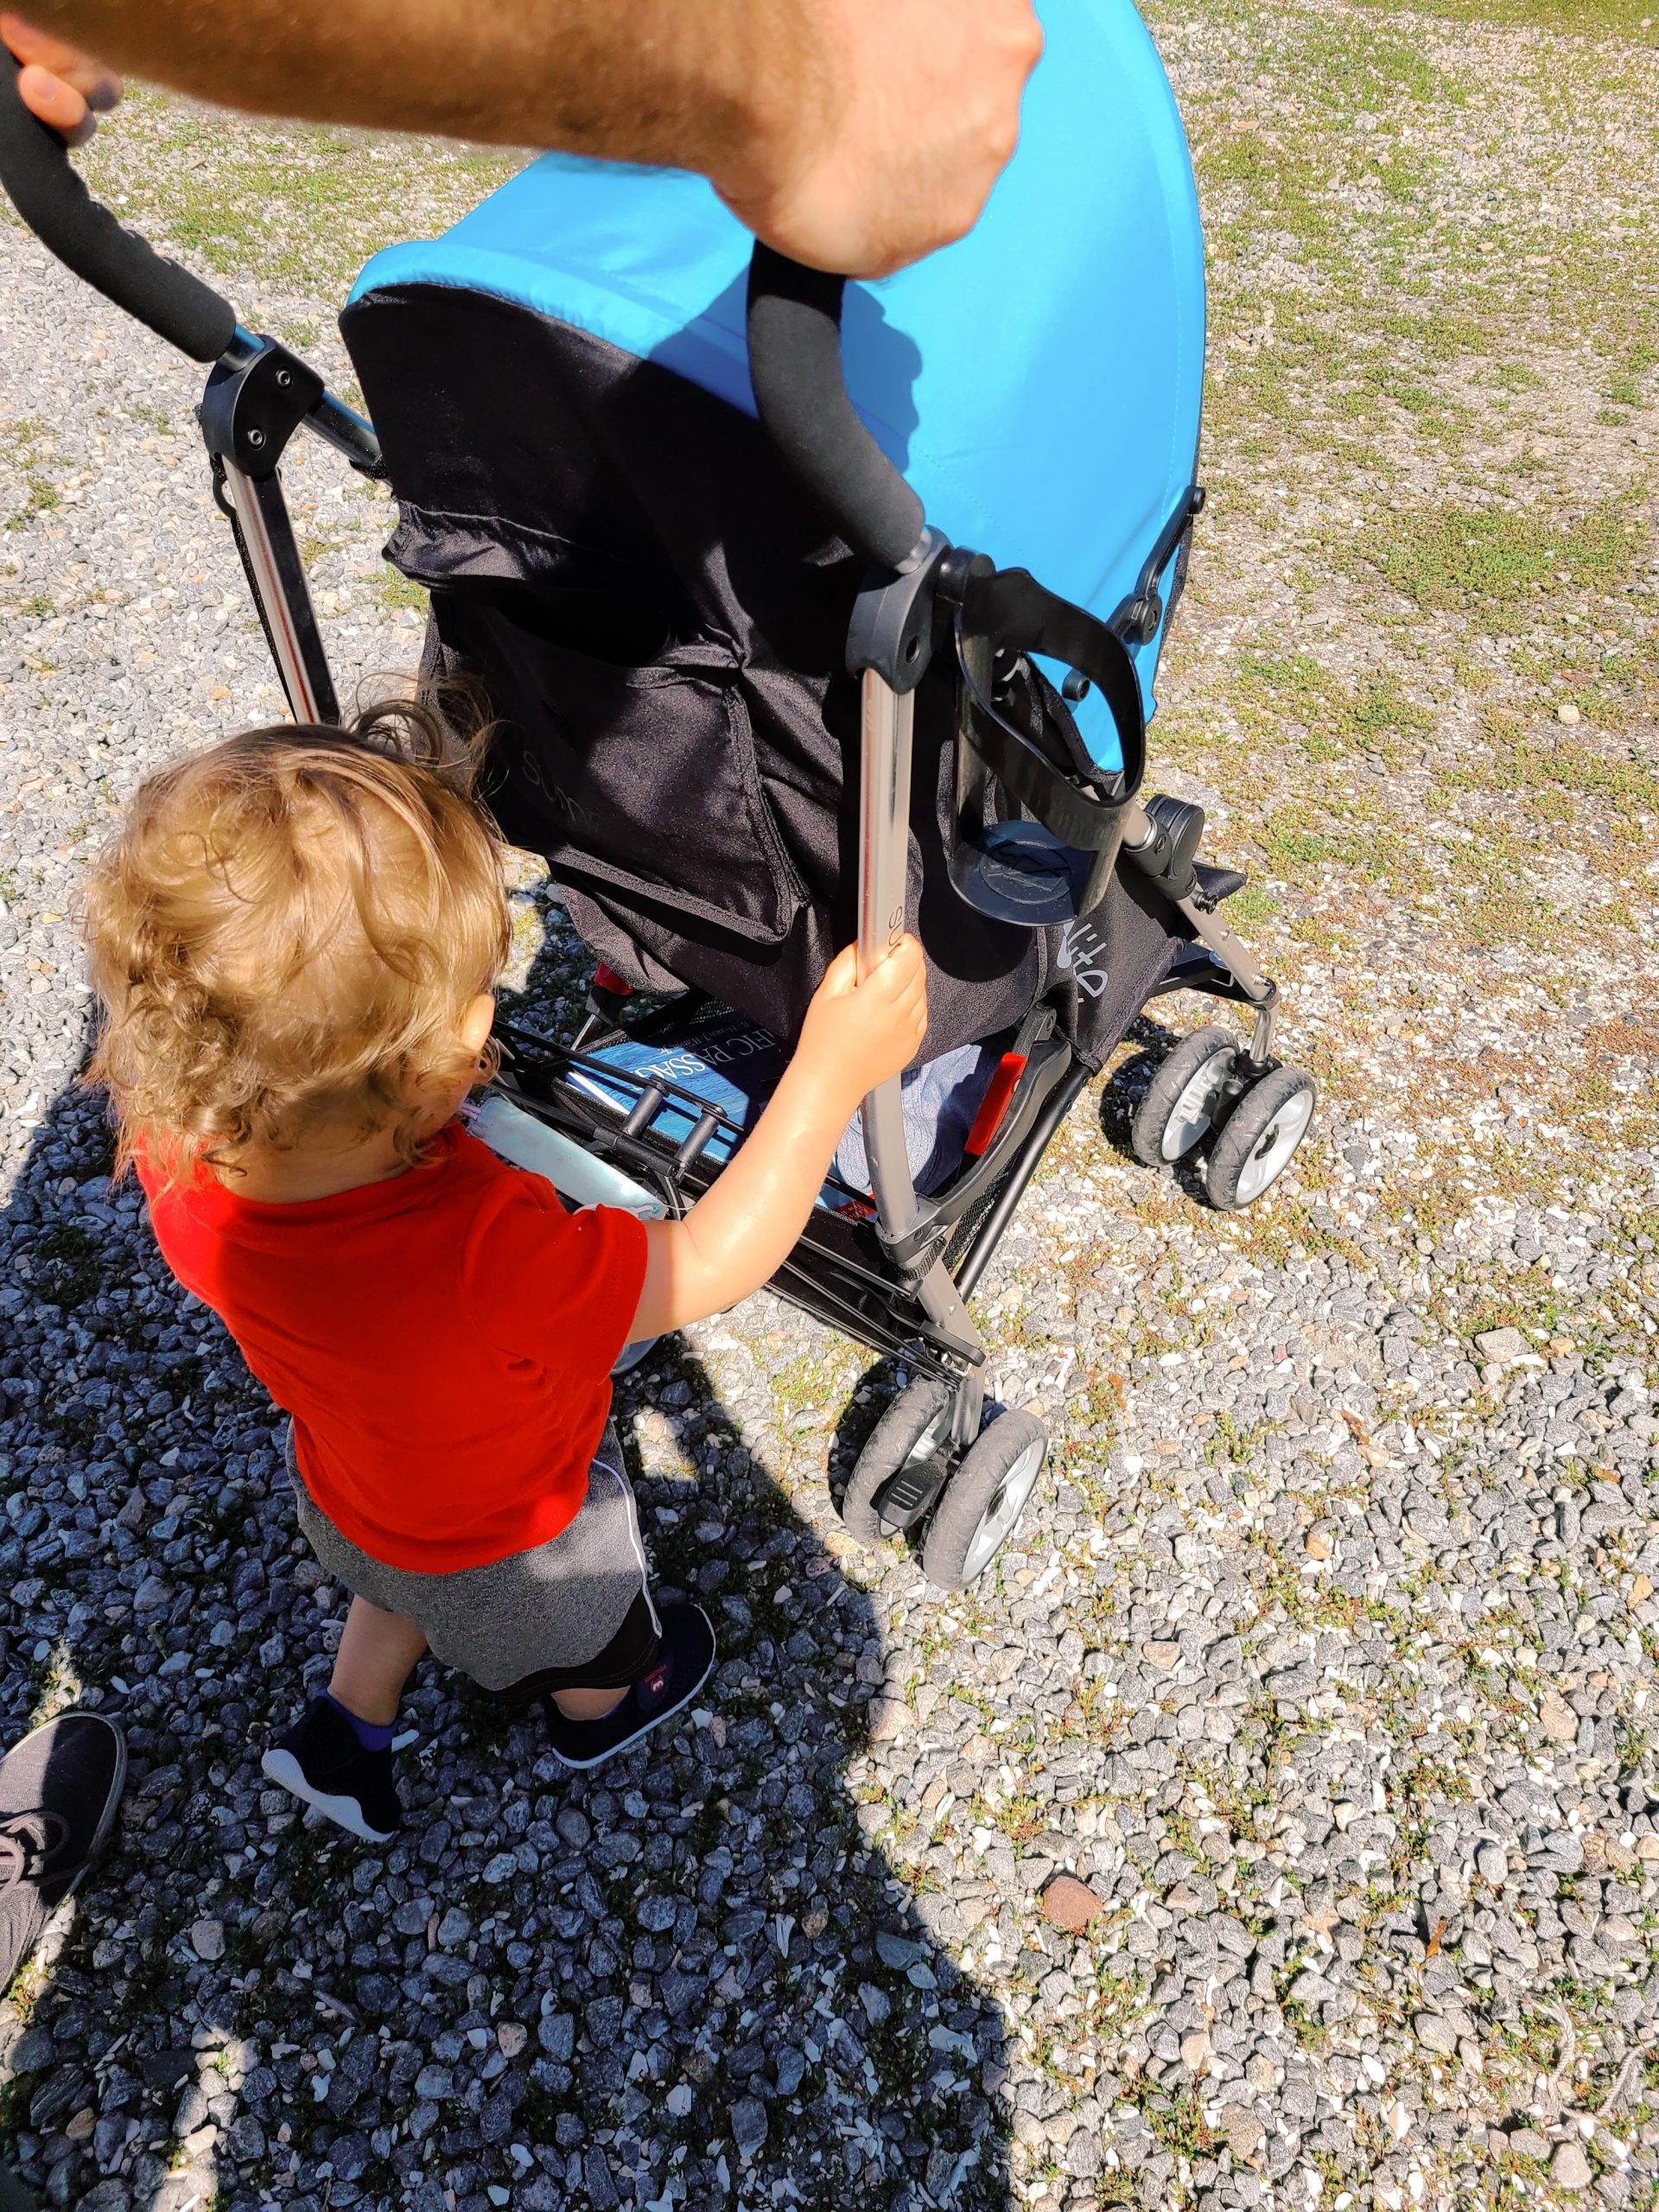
[85, 702, 925, 1841]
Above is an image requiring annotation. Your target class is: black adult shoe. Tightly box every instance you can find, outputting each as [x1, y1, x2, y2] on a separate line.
[262, 1698, 402, 1844]
[544, 1602, 716, 1771]
[1, 1711, 127, 1997]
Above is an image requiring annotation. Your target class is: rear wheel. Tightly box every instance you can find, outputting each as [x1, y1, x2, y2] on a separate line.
[1206, 1065, 1316, 1210]
[921, 1407, 1048, 1592]
[1129, 1027, 1238, 1166]
[840, 1376, 953, 1547]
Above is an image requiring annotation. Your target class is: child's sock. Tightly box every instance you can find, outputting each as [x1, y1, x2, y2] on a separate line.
[324, 1690, 396, 1752]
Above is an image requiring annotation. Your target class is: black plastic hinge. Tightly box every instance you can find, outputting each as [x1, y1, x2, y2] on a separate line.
[878, 1216, 951, 1274]
[198, 339, 324, 480]
[1108, 482, 1206, 646]
[845, 529, 954, 693]
[874, 1454, 951, 1535]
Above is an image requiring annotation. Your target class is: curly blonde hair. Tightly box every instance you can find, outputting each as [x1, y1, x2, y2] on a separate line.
[85, 699, 512, 1180]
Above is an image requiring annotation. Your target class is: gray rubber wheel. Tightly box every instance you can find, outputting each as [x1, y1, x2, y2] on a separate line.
[1205, 1065, 1316, 1211]
[1129, 1026, 1239, 1166]
[921, 1406, 1048, 1592]
[840, 1376, 953, 1547]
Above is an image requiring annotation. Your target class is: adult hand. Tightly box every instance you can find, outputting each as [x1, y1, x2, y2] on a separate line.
[718, 0, 1044, 278]
[1, 13, 120, 147]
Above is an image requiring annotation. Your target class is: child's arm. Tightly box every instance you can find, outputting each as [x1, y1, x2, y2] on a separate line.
[629, 936, 927, 1338]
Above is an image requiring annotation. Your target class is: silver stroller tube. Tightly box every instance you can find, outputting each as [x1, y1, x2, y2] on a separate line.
[857, 671, 985, 1445]
[856, 671, 922, 1237]
[747, 251, 988, 1446]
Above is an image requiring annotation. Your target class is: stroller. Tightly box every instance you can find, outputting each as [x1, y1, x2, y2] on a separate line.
[0, 0, 1314, 1591]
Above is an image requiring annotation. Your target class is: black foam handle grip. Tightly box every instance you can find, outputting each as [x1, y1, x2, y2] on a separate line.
[0, 53, 236, 361]
[746, 244, 925, 573]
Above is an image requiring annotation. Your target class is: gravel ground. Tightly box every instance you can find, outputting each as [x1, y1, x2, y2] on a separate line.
[3, 3, 1658, 2210]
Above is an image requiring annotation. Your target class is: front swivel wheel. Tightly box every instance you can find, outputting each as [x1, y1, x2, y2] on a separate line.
[921, 1406, 1048, 1592]
[1129, 1026, 1238, 1166]
[840, 1376, 953, 1546]
[1205, 1065, 1316, 1211]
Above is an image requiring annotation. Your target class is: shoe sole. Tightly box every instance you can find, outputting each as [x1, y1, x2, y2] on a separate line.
[260, 1747, 398, 1845]
[73, 1715, 128, 1897]
[547, 1636, 716, 1772]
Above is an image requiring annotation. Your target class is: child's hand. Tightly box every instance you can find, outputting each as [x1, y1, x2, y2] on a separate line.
[797, 936, 929, 1105]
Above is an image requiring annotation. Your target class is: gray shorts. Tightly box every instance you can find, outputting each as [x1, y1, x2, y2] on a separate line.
[287, 1423, 659, 1693]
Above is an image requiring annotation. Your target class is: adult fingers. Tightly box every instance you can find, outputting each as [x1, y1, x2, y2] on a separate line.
[16, 60, 90, 141]
[728, 0, 1043, 278]
[3, 16, 120, 143]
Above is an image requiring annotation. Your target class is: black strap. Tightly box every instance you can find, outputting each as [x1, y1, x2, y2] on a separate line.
[953, 566, 1146, 854]
[969, 565, 1146, 795]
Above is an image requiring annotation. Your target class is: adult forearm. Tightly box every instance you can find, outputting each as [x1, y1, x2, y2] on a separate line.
[10, 0, 1039, 276]
[19, 0, 823, 188]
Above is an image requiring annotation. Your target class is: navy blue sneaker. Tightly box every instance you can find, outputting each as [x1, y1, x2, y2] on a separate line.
[263, 1698, 401, 1844]
[544, 1602, 715, 1770]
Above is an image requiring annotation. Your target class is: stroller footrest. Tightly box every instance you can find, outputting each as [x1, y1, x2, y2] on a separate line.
[880, 1039, 1074, 1269]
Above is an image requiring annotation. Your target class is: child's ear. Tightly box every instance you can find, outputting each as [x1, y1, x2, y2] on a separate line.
[460, 993, 495, 1059]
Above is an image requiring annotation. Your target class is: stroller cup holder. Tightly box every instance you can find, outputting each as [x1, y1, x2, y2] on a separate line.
[850, 543, 1145, 933]
[946, 817, 1101, 930]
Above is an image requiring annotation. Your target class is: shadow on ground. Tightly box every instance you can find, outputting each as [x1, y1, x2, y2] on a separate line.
[0, 1058, 1014, 2211]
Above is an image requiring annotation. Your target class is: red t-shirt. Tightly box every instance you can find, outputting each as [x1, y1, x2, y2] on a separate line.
[137, 1124, 648, 1572]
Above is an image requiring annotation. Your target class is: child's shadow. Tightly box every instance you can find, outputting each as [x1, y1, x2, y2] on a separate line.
[448, 1343, 1016, 2210]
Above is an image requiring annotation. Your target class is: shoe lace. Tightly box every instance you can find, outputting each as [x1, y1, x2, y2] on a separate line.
[0, 1809, 71, 1896]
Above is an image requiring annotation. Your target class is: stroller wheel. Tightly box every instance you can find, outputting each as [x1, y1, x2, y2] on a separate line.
[1129, 1026, 1238, 1166]
[840, 1376, 954, 1547]
[922, 1407, 1048, 1593]
[1205, 1065, 1316, 1211]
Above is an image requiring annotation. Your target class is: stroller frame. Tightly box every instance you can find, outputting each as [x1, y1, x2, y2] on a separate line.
[0, 69, 1300, 1586]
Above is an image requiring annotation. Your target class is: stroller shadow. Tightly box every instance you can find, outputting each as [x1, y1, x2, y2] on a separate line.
[651, 273, 925, 478]
[0, 1059, 1015, 2210]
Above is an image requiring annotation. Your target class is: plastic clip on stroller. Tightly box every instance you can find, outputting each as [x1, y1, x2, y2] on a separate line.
[1, 0, 1320, 1589]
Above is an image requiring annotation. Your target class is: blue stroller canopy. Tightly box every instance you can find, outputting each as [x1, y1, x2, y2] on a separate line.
[348, 0, 1205, 769]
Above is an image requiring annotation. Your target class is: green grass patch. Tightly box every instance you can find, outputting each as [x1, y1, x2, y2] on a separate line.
[1606, 340, 1659, 407]
[1232, 651, 1433, 765]
[73, 85, 526, 298]
[1359, 496, 1646, 618]
[1352, 0, 1657, 38]
[378, 567, 428, 613]
[0, 415, 61, 532]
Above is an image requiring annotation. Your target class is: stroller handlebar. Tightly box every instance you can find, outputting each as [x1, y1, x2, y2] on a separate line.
[747, 245, 926, 573]
[0, 52, 236, 363]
